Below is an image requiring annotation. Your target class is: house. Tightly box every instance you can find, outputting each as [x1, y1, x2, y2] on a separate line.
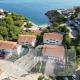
[0, 9, 5, 19]
[43, 33, 63, 45]
[18, 34, 36, 47]
[42, 44, 65, 64]
[61, 9, 75, 17]
[0, 40, 22, 58]
[0, 9, 4, 15]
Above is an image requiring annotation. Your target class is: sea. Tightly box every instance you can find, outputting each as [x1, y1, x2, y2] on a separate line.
[0, 0, 80, 25]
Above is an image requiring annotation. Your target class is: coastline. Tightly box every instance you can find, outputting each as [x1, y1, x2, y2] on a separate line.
[28, 21, 48, 30]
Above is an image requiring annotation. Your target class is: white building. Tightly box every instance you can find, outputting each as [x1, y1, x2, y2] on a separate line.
[0, 9, 5, 19]
[43, 33, 63, 45]
[0, 9, 4, 13]
[0, 40, 22, 57]
[42, 44, 65, 64]
[18, 34, 36, 47]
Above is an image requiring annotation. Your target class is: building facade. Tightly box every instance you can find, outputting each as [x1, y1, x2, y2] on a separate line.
[0, 40, 22, 58]
[42, 44, 65, 64]
[18, 34, 36, 47]
[43, 33, 63, 45]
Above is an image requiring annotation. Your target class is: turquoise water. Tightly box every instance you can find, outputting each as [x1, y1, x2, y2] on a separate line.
[0, 0, 80, 25]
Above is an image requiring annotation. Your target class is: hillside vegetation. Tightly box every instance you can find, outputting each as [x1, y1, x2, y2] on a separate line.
[0, 12, 30, 41]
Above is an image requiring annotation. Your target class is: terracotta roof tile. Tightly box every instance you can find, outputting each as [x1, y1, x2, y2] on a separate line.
[0, 40, 17, 50]
[43, 33, 63, 40]
[42, 44, 65, 59]
[18, 34, 36, 44]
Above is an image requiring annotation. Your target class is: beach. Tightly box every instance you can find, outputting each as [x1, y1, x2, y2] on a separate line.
[27, 21, 48, 31]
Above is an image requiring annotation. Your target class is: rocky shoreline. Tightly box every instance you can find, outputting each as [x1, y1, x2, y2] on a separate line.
[45, 6, 80, 24]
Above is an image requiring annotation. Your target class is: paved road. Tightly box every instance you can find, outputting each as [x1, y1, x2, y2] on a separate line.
[14, 49, 38, 72]
[45, 60, 55, 76]
[0, 49, 40, 80]
[0, 60, 28, 80]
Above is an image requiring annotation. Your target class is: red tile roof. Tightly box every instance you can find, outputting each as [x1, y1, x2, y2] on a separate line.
[0, 40, 17, 50]
[18, 34, 36, 44]
[31, 29, 42, 33]
[43, 33, 63, 40]
[42, 44, 65, 59]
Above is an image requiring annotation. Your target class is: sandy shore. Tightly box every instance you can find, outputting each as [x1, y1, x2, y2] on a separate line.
[29, 21, 48, 29]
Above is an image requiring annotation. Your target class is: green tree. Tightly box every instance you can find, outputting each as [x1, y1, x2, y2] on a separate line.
[14, 20, 24, 27]
[0, 12, 29, 40]
[8, 26, 21, 40]
[0, 35, 3, 40]
[59, 26, 69, 33]
[11, 12, 26, 21]
[76, 57, 80, 67]
[45, 10, 67, 23]
[0, 26, 8, 40]
[38, 76, 49, 80]
[76, 33, 80, 46]
[76, 46, 80, 57]
[24, 23, 32, 28]
[51, 23, 60, 31]
[4, 16, 14, 25]
[42, 28, 50, 35]
[36, 34, 43, 45]
[64, 34, 72, 48]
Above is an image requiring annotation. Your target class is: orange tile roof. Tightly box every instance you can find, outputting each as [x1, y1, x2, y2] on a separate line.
[31, 29, 42, 33]
[42, 44, 65, 59]
[0, 40, 17, 50]
[18, 34, 36, 44]
[43, 32, 63, 40]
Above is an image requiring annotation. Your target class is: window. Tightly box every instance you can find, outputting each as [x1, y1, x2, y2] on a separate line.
[50, 39, 52, 40]
[50, 42, 55, 43]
